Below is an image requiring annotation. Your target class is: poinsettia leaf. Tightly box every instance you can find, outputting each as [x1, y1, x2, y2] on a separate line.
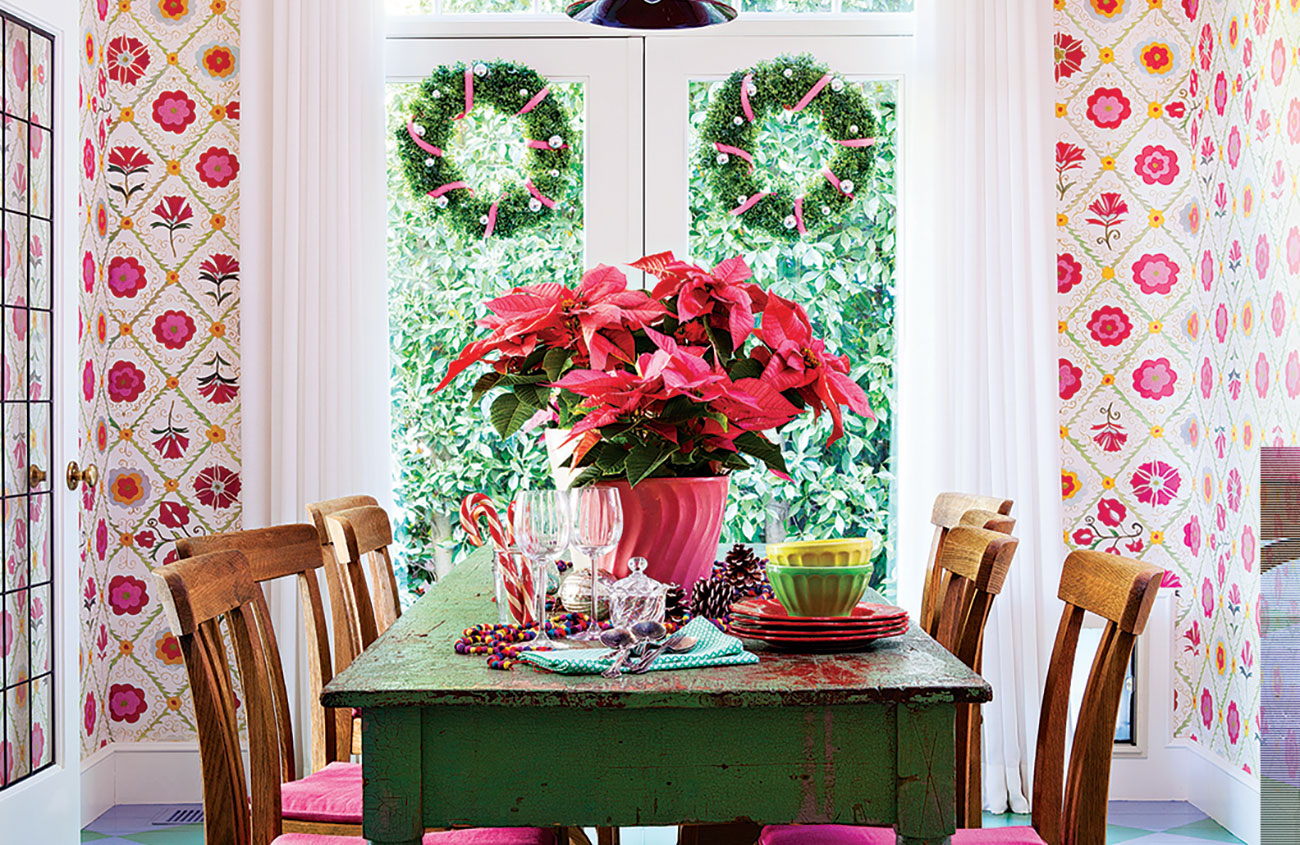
[626, 442, 675, 487]
[495, 372, 549, 386]
[542, 347, 572, 382]
[630, 251, 677, 278]
[595, 443, 627, 473]
[489, 393, 535, 439]
[470, 371, 503, 402]
[734, 431, 787, 475]
[729, 357, 764, 381]
[512, 382, 551, 408]
[570, 431, 601, 468]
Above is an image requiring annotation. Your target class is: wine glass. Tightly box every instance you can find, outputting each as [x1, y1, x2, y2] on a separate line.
[513, 489, 571, 650]
[568, 486, 624, 642]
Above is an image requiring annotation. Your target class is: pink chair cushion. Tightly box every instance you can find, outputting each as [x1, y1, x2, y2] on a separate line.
[273, 827, 556, 844]
[280, 761, 363, 823]
[759, 825, 1045, 845]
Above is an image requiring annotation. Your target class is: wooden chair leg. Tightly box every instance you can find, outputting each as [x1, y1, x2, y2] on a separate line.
[565, 827, 594, 845]
[677, 823, 762, 845]
[596, 827, 620, 845]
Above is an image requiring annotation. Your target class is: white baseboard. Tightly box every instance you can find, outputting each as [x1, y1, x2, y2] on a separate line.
[1180, 738, 1261, 845]
[80, 741, 203, 826]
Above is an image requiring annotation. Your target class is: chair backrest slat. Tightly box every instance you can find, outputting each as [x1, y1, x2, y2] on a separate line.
[325, 504, 403, 649]
[921, 493, 1015, 632]
[306, 495, 379, 671]
[154, 550, 286, 845]
[927, 525, 1018, 669]
[1030, 550, 1163, 845]
[177, 524, 339, 774]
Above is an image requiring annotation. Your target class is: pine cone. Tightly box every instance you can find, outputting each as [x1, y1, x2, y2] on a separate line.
[690, 576, 735, 620]
[665, 583, 690, 622]
[722, 544, 768, 598]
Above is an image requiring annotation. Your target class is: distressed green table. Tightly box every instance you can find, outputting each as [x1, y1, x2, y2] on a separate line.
[322, 548, 991, 845]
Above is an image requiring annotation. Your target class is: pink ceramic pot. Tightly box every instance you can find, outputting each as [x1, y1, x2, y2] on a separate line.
[595, 476, 729, 591]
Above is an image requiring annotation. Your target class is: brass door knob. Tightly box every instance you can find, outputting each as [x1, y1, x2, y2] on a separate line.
[28, 465, 46, 489]
[66, 461, 99, 491]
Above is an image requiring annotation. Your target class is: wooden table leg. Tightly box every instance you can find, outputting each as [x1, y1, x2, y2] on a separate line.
[596, 827, 620, 845]
[362, 707, 423, 845]
[895, 703, 956, 845]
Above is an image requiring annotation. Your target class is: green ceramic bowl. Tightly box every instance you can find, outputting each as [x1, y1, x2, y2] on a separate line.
[767, 538, 873, 567]
[766, 563, 872, 618]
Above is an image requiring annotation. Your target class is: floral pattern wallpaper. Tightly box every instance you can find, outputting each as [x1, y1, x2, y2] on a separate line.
[1058, 0, 1298, 776]
[79, 0, 241, 754]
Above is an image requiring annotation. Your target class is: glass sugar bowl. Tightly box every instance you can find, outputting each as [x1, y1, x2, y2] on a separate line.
[608, 557, 668, 628]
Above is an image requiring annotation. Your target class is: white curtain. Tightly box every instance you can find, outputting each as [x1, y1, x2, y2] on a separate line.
[241, 0, 391, 771]
[897, 0, 1061, 814]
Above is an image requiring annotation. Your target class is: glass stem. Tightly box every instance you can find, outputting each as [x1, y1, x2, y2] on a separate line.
[589, 552, 600, 630]
[533, 556, 551, 645]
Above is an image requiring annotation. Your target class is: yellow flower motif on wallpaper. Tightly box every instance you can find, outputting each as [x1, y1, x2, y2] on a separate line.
[1057, 213, 1069, 226]
[1150, 531, 1164, 545]
[1102, 476, 1116, 490]
[207, 424, 226, 444]
[1062, 470, 1082, 500]
[1148, 102, 1164, 118]
[119, 106, 134, 122]
[1101, 266, 1115, 279]
[1098, 48, 1115, 64]
[1139, 42, 1175, 75]
[1055, 102, 1068, 118]
[1101, 155, 1116, 170]
[1090, 0, 1124, 20]
[1060, 425, 1069, 439]
[157, 0, 188, 22]
[1101, 373, 1115, 385]
[156, 633, 184, 666]
[1151, 425, 1165, 438]
[1150, 320, 1163, 333]
[166, 160, 181, 175]
[1149, 209, 1165, 226]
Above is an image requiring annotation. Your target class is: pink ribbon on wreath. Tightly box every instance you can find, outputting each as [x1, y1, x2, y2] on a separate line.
[406, 120, 444, 157]
[730, 192, 771, 215]
[714, 142, 755, 172]
[454, 67, 474, 120]
[483, 197, 501, 239]
[428, 181, 473, 199]
[525, 139, 570, 150]
[789, 74, 832, 114]
[524, 180, 557, 209]
[837, 137, 879, 148]
[516, 86, 550, 116]
[823, 168, 854, 198]
[793, 197, 808, 236]
[740, 72, 756, 123]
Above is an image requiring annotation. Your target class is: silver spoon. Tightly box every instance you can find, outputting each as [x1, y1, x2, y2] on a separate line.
[601, 621, 667, 678]
[628, 634, 700, 674]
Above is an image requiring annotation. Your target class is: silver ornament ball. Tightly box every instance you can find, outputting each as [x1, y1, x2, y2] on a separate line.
[782, 68, 793, 78]
[733, 116, 744, 126]
[849, 124, 859, 134]
[434, 196, 448, 208]
[479, 215, 490, 225]
[840, 179, 855, 194]
[424, 157, 436, 167]
[473, 62, 488, 77]
[549, 169, 560, 178]
[783, 215, 797, 229]
[528, 198, 543, 212]
[412, 123, 426, 136]
[737, 195, 749, 205]
[716, 153, 730, 165]
[548, 135, 563, 149]
[830, 78, 845, 92]
[519, 88, 530, 97]
[431, 90, 441, 99]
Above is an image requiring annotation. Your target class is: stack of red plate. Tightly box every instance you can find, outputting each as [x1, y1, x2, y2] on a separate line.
[729, 598, 910, 652]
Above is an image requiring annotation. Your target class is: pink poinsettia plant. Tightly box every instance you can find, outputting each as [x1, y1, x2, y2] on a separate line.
[435, 252, 873, 486]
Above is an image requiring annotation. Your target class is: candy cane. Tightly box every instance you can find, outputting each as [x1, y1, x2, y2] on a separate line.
[459, 493, 510, 553]
[498, 550, 534, 625]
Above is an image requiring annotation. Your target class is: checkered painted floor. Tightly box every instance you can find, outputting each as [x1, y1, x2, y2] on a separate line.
[82, 801, 1245, 844]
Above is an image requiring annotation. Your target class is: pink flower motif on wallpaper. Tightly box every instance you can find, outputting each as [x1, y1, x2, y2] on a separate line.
[1086, 87, 1132, 129]
[152, 196, 193, 256]
[1200, 249, 1214, 291]
[1287, 351, 1300, 399]
[1201, 356, 1214, 399]
[83, 251, 95, 292]
[1091, 403, 1127, 452]
[1243, 525, 1256, 573]
[106, 35, 150, 86]
[1198, 24, 1214, 71]
[152, 310, 196, 350]
[196, 147, 239, 189]
[1226, 468, 1243, 513]
[1088, 306, 1132, 346]
[1097, 498, 1126, 527]
[1134, 145, 1179, 185]
[108, 683, 148, 724]
[10, 35, 27, 91]
[106, 360, 146, 403]
[1272, 39, 1288, 87]
[83, 693, 95, 737]
[1059, 358, 1084, 401]
[1133, 358, 1177, 400]
[1183, 620, 1201, 655]
[1214, 303, 1230, 343]
[82, 138, 96, 181]
[1226, 126, 1242, 168]
[1288, 98, 1300, 144]
[1202, 579, 1215, 619]
[195, 466, 241, 510]
[1273, 292, 1287, 337]
[96, 519, 108, 561]
[1131, 460, 1180, 506]
[82, 361, 94, 402]
[1200, 687, 1213, 729]
[107, 255, 147, 298]
[1256, 353, 1270, 399]
[1056, 143, 1085, 201]
[151, 89, 197, 134]
[1055, 33, 1086, 83]
[1227, 701, 1241, 745]
[107, 574, 149, 615]
[1256, 234, 1270, 280]
[1253, 0, 1270, 34]
[1184, 515, 1201, 556]
[1086, 192, 1128, 249]
[1214, 73, 1229, 115]
[1132, 253, 1178, 295]
[1180, 0, 1198, 20]
[1057, 252, 1083, 294]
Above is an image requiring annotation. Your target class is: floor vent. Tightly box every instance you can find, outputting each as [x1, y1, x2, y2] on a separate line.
[151, 806, 204, 826]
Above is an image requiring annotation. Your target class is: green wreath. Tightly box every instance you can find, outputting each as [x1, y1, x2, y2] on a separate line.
[697, 55, 880, 242]
[396, 60, 575, 240]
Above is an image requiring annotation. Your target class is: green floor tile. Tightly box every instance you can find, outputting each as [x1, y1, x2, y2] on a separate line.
[982, 812, 1033, 828]
[80, 833, 110, 842]
[119, 825, 206, 845]
[1105, 825, 1157, 844]
[1163, 818, 1246, 843]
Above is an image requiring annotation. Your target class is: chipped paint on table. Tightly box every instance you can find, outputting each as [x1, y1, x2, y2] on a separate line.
[322, 548, 989, 844]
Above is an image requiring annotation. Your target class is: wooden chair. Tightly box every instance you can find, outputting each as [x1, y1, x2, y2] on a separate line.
[323, 503, 403, 651]
[920, 493, 1014, 635]
[757, 549, 1165, 845]
[151, 549, 557, 845]
[925, 526, 1019, 829]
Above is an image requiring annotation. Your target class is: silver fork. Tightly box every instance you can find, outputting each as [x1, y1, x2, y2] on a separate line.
[627, 631, 689, 674]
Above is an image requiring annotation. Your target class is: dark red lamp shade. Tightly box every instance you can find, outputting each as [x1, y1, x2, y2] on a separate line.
[565, 0, 737, 29]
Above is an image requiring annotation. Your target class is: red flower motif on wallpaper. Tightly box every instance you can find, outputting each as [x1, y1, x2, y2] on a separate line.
[1059, 358, 1084, 401]
[202, 45, 237, 78]
[1085, 87, 1132, 129]
[106, 360, 146, 403]
[1057, 252, 1083, 294]
[1054, 32, 1085, 82]
[1271, 292, 1286, 338]
[155, 633, 183, 666]
[1134, 145, 1179, 185]
[1198, 24, 1213, 71]
[196, 146, 239, 189]
[1184, 515, 1202, 555]
[151, 89, 197, 134]
[1090, 0, 1123, 18]
[152, 310, 196, 350]
[106, 145, 152, 204]
[1091, 403, 1127, 453]
[1201, 579, 1215, 619]
[1085, 191, 1127, 249]
[1055, 143, 1085, 201]
[1256, 234, 1271, 280]
[1087, 305, 1132, 347]
[151, 195, 194, 256]
[1132, 253, 1179, 295]
[107, 255, 147, 298]
[1132, 460, 1181, 507]
[84, 693, 96, 738]
[194, 465, 241, 510]
[108, 683, 148, 724]
[107, 574, 148, 615]
[152, 404, 190, 459]
[1272, 39, 1287, 87]
[1097, 498, 1126, 528]
[199, 253, 239, 306]
[1214, 73, 1229, 116]
[1180, 0, 1198, 20]
[106, 35, 150, 86]
[82, 361, 94, 402]
[1138, 41, 1175, 75]
[1256, 353, 1270, 399]
[198, 352, 239, 404]
[1133, 358, 1178, 400]
[159, 500, 191, 530]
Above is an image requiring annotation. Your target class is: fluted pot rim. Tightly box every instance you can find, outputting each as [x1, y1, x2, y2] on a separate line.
[590, 476, 730, 489]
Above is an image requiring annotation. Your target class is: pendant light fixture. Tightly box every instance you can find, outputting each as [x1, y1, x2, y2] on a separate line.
[565, 0, 737, 29]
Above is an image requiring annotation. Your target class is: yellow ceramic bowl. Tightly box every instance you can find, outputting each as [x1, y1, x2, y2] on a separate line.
[767, 538, 873, 568]
[767, 563, 871, 618]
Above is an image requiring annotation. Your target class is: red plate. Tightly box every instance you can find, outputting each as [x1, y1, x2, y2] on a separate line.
[729, 621, 909, 643]
[729, 615, 907, 634]
[730, 611, 907, 629]
[731, 598, 908, 624]
[729, 623, 909, 651]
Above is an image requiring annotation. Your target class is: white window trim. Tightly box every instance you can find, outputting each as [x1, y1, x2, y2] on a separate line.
[386, 12, 916, 39]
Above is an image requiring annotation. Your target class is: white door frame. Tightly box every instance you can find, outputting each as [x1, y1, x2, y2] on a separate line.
[0, 0, 80, 839]
[385, 37, 646, 267]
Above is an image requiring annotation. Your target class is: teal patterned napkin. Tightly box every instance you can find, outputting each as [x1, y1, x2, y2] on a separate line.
[519, 617, 758, 675]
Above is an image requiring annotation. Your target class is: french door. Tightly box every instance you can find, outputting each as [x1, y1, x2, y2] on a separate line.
[0, 0, 79, 841]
